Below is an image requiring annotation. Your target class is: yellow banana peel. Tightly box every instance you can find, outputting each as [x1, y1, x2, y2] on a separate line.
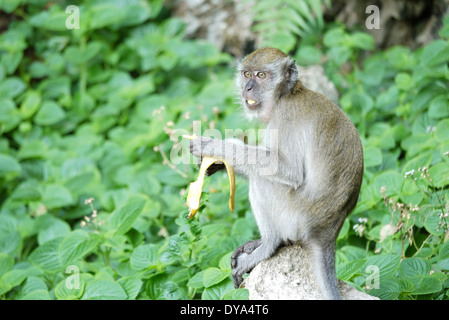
[183, 135, 235, 218]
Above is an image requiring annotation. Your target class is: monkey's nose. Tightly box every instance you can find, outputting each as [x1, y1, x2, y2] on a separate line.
[245, 79, 255, 91]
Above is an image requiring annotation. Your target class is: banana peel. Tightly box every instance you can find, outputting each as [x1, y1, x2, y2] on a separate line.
[184, 135, 235, 218]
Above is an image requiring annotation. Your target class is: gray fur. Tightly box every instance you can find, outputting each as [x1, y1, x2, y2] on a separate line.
[190, 47, 363, 300]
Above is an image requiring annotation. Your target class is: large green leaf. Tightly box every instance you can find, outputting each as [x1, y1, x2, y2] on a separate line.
[203, 267, 230, 288]
[130, 244, 158, 270]
[34, 100, 66, 126]
[42, 184, 75, 209]
[0, 154, 21, 177]
[362, 254, 401, 281]
[29, 237, 63, 272]
[399, 257, 431, 279]
[81, 280, 127, 300]
[88, 4, 125, 30]
[109, 196, 146, 235]
[58, 230, 100, 267]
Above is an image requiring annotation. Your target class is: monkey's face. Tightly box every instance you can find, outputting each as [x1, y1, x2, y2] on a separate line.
[240, 70, 268, 110]
[236, 48, 298, 122]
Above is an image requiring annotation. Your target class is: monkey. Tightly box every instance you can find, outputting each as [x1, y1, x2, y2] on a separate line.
[189, 47, 364, 300]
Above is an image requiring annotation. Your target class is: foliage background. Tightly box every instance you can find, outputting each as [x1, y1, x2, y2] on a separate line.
[0, 0, 449, 300]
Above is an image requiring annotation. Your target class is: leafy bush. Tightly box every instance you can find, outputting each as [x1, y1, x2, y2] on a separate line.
[0, 0, 448, 300]
[0, 0, 248, 300]
[318, 19, 449, 299]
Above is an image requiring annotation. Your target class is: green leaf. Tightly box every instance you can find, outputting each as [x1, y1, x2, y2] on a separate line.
[17, 140, 48, 160]
[29, 237, 63, 272]
[117, 276, 143, 300]
[424, 208, 447, 236]
[88, 4, 126, 30]
[351, 32, 374, 50]
[420, 40, 449, 66]
[110, 196, 146, 235]
[428, 162, 449, 188]
[187, 270, 205, 289]
[0, 154, 21, 177]
[222, 288, 249, 300]
[363, 146, 382, 168]
[435, 119, 449, 142]
[363, 254, 401, 281]
[439, 241, 449, 260]
[0, 269, 28, 295]
[295, 45, 322, 65]
[0, 99, 20, 133]
[0, 77, 26, 98]
[438, 241, 449, 271]
[395, 72, 412, 91]
[203, 267, 229, 288]
[20, 91, 41, 119]
[42, 184, 75, 209]
[130, 244, 158, 270]
[399, 257, 431, 279]
[201, 279, 233, 300]
[368, 277, 401, 300]
[337, 259, 365, 281]
[30, 11, 70, 31]
[428, 95, 449, 119]
[0, 231, 21, 255]
[0, 253, 14, 278]
[412, 275, 443, 295]
[373, 171, 403, 198]
[34, 100, 66, 126]
[82, 280, 127, 300]
[54, 275, 85, 300]
[323, 27, 345, 47]
[37, 216, 71, 245]
[0, 0, 20, 13]
[64, 42, 102, 65]
[58, 230, 100, 267]
[219, 252, 232, 272]
[11, 180, 43, 202]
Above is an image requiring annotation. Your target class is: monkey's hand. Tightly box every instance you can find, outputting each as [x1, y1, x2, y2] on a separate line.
[231, 239, 262, 288]
[188, 136, 217, 159]
[186, 136, 225, 176]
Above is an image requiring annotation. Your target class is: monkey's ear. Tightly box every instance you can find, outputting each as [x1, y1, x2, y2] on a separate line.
[286, 59, 298, 90]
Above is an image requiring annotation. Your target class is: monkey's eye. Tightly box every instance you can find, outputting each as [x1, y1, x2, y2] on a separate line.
[257, 72, 266, 79]
[243, 71, 251, 78]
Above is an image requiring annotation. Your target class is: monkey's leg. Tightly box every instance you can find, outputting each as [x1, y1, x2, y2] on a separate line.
[308, 240, 342, 300]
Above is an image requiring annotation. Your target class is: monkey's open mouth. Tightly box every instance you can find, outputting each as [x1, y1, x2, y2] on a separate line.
[245, 99, 261, 110]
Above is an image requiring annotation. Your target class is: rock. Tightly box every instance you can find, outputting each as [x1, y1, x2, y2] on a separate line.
[298, 65, 339, 106]
[241, 243, 379, 300]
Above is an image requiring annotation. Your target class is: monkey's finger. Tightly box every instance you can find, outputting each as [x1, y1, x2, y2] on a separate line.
[232, 269, 244, 289]
[231, 246, 245, 269]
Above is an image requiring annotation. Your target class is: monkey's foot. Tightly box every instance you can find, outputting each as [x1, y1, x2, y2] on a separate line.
[231, 239, 262, 288]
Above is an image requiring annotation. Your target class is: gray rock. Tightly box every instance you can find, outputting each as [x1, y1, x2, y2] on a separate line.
[298, 65, 339, 106]
[241, 243, 379, 300]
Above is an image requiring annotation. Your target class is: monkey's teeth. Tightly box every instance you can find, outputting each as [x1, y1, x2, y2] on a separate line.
[247, 100, 256, 105]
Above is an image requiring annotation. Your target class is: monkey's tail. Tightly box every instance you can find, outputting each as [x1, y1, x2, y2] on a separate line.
[309, 240, 342, 300]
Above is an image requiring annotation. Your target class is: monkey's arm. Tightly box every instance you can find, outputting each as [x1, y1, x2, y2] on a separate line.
[190, 137, 303, 188]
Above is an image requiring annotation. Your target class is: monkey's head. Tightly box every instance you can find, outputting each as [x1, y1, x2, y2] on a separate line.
[236, 47, 299, 122]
